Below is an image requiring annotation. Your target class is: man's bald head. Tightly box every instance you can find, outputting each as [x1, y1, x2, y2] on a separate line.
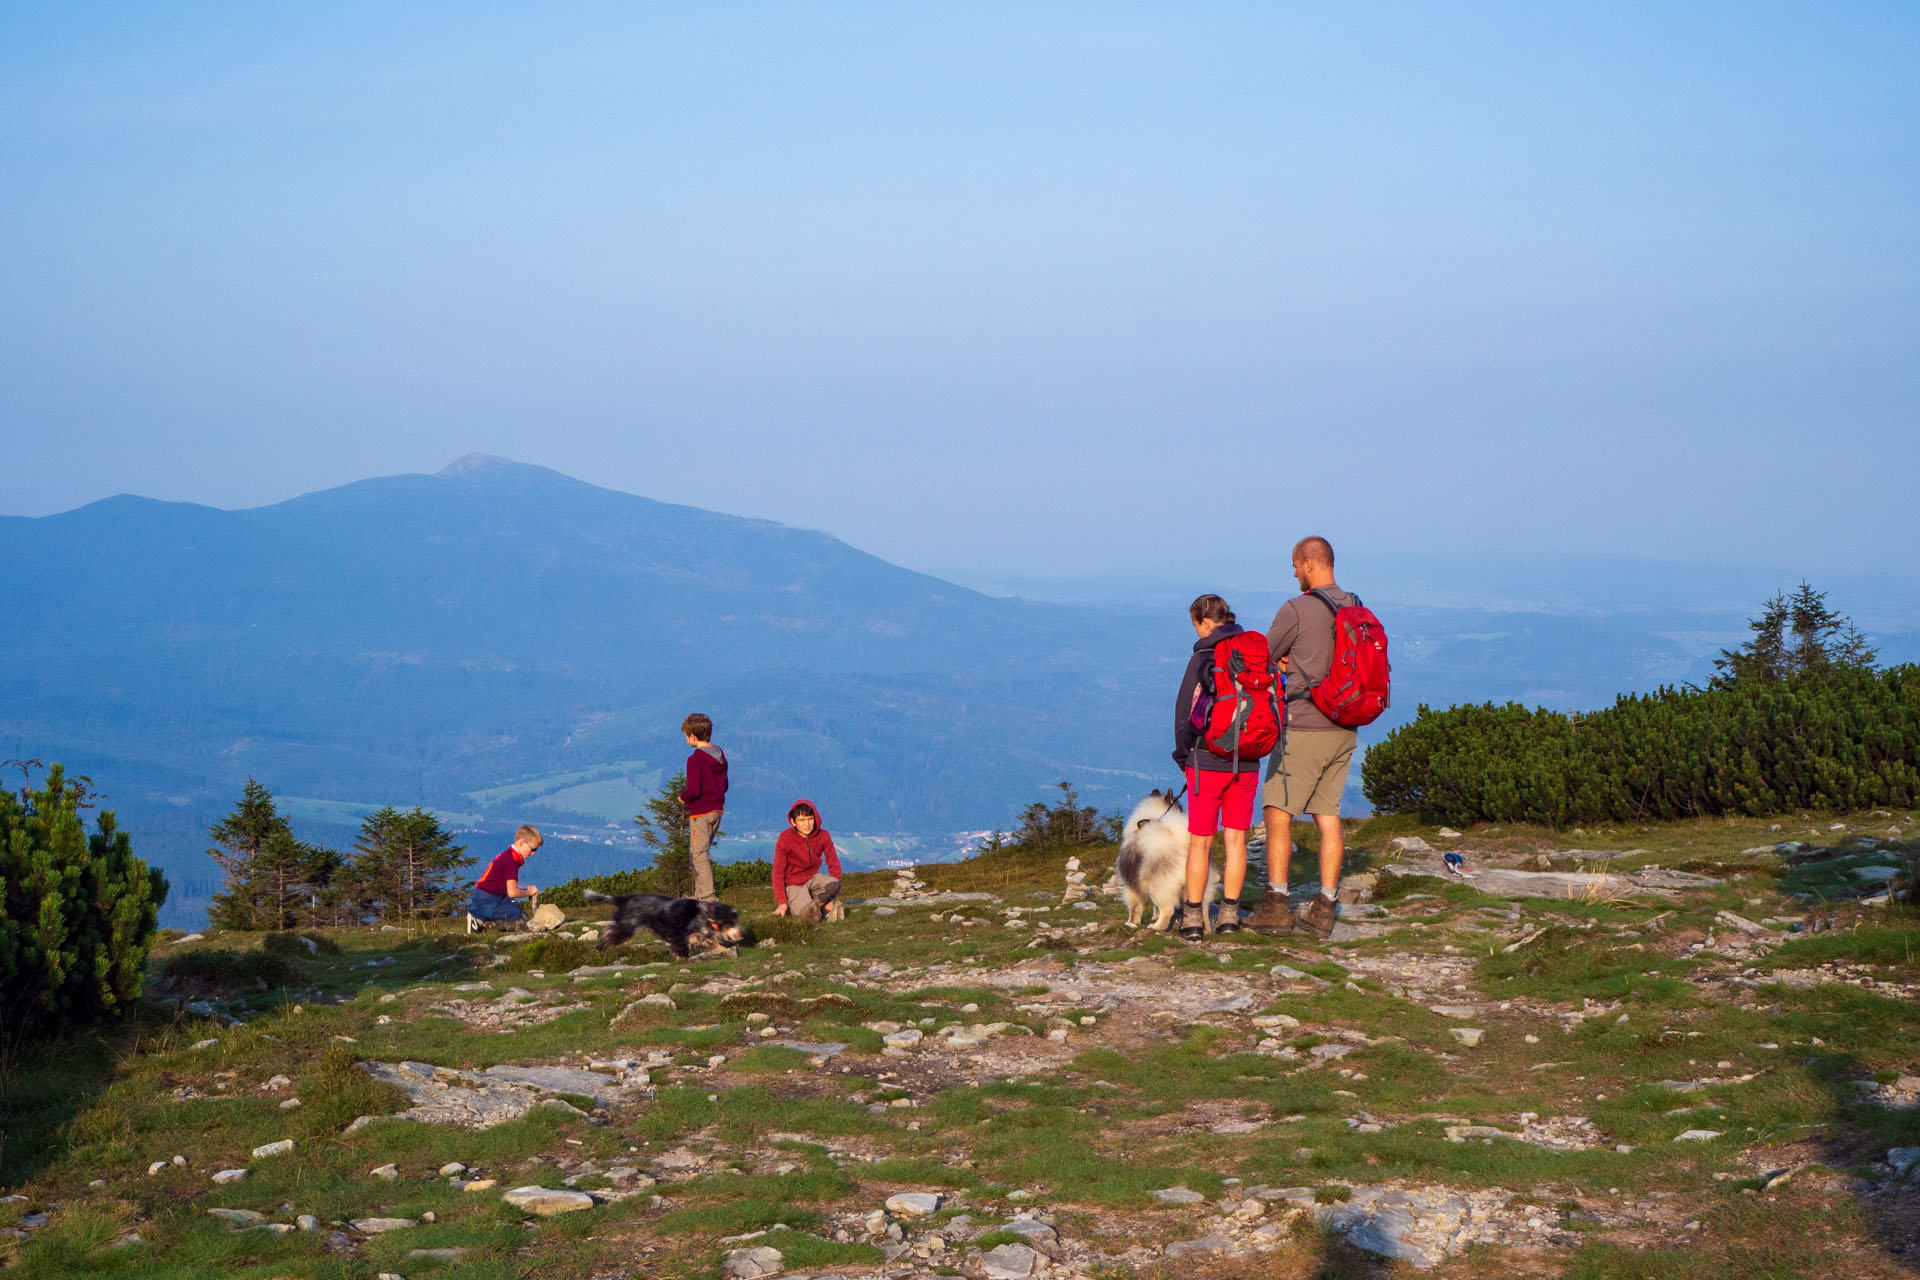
[1292, 536, 1334, 569]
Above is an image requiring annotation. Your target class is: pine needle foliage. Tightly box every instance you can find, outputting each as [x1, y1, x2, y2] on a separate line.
[1367, 585, 1909, 826]
[205, 778, 336, 930]
[342, 806, 472, 928]
[635, 771, 697, 899]
[0, 763, 167, 1054]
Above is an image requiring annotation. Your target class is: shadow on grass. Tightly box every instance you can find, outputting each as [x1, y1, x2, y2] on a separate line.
[0, 1013, 166, 1188]
[1802, 1035, 1920, 1275]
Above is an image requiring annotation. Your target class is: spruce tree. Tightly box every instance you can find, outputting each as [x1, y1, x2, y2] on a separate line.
[344, 806, 472, 927]
[207, 778, 291, 930]
[1712, 582, 1877, 688]
[635, 772, 695, 898]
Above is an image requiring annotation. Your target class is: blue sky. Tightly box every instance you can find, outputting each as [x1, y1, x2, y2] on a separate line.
[3, 3, 1916, 577]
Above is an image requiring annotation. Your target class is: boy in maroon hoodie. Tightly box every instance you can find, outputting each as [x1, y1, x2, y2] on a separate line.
[679, 713, 728, 902]
[773, 799, 842, 923]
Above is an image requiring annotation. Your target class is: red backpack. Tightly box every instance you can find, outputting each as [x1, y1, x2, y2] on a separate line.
[1190, 631, 1283, 762]
[1302, 589, 1391, 726]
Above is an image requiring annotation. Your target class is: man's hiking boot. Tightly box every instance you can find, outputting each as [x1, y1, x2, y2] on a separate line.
[1298, 892, 1339, 940]
[1214, 898, 1243, 934]
[1244, 893, 1296, 936]
[1178, 901, 1208, 942]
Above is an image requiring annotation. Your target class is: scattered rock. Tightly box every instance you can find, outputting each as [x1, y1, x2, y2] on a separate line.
[210, 1169, 248, 1184]
[251, 1139, 294, 1159]
[1449, 1028, 1485, 1047]
[1152, 1185, 1205, 1204]
[1673, 1130, 1722, 1142]
[981, 1242, 1041, 1277]
[502, 1186, 596, 1215]
[206, 1208, 265, 1226]
[350, 1217, 419, 1233]
[885, 1191, 942, 1217]
[722, 1245, 784, 1278]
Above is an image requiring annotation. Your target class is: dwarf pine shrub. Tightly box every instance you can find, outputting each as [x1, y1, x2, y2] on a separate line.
[0, 764, 168, 1052]
[1365, 664, 1920, 825]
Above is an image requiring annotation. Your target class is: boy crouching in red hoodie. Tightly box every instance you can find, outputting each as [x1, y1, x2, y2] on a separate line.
[773, 800, 843, 923]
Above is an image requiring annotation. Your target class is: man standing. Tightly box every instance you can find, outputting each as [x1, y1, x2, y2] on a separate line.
[1245, 536, 1358, 939]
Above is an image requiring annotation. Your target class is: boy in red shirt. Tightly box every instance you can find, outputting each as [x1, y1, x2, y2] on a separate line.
[679, 713, 728, 902]
[467, 824, 541, 932]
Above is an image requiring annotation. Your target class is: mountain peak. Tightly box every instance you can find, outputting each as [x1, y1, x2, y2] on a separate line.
[438, 453, 522, 477]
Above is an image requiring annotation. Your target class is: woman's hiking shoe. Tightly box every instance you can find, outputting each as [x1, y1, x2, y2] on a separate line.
[1178, 901, 1208, 942]
[1214, 897, 1243, 933]
[1244, 894, 1296, 936]
[1298, 893, 1339, 940]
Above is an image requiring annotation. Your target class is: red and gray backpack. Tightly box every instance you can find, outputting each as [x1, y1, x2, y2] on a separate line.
[1297, 589, 1391, 726]
[1190, 631, 1283, 762]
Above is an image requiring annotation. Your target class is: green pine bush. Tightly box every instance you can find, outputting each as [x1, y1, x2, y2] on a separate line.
[1364, 665, 1920, 825]
[0, 764, 168, 1053]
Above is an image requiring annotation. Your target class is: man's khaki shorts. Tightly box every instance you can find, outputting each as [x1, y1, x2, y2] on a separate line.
[1261, 729, 1357, 816]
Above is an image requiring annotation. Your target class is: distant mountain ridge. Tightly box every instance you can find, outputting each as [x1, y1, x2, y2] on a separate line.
[7, 456, 1915, 929]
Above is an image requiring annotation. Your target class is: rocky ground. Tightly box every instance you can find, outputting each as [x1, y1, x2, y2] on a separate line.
[1, 812, 1917, 1278]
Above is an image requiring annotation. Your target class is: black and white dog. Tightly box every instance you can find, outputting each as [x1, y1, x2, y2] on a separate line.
[582, 890, 746, 958]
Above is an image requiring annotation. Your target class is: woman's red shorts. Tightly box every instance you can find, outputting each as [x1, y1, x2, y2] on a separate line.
[1186, 764, 1257, 837]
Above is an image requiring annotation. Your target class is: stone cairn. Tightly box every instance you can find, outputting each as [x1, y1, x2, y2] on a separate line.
[888, 864, 933, 901]
[1062, 857, 1090, 906]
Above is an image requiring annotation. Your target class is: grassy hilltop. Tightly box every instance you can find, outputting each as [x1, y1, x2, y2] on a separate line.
[2, 812, 1917, 1279]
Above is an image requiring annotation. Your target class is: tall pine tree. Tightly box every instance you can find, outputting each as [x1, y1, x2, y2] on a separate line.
[344, 807, 472, 927]
[1711, 581, 1878, 688]
[206, 778, 331, 930]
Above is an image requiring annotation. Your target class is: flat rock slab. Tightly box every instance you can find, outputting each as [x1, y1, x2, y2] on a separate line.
[981, 1242, 1041, 1277]
[359, 1060, 633, 1129]
[771, 1040, 848, 1057]
[1319, 1184, 1517, 1269]
[350, 1217, 418, 1233]
[1153, 1185, 1206, 1204]
[503, 1186, 595, 1215]
[1384, 864, 1716, 900]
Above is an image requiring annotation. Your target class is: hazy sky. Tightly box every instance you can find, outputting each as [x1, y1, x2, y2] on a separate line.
[4, 4, 1917, 577]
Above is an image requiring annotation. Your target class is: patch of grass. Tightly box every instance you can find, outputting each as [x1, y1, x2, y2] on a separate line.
[501, 938, 603, 973]
[1477, 926, 1699, 1003]
[657, 1200, 822, 1234]
[152, 946, 302, 990]
[1759, 920, 1920, 970]
[777, 1236, 885, 1268]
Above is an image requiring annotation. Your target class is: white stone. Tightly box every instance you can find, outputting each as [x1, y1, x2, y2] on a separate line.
[502, 1185, 595, 1215]
[210, 1169, 248, 1184]
[885, 1191, 942, 1217]
[1450, 1028, 1485, 1047]
[251, 1140, 294, 1159]
[350, 1217, 418, 1233]
[882, 1029, 924, 1049]
[1673, 1130, 1722, 1142]
[1152, 1185, 1205, 1204]
[371, 1163, 400, 1179]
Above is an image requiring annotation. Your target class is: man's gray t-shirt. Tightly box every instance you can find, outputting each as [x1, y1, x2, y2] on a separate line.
[1266, 587, 1359, 734]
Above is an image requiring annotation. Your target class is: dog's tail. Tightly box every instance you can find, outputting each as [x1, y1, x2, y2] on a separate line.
[581, 889, 614, 903]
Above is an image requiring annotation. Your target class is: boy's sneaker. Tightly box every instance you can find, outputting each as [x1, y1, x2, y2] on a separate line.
[1298, 893, 1339, 940]
[1441, 851, 1477, 878]
[1178, 901, 1208, 942]
[465, 913, 481, 935]
[1244, 894, 1296, 936]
